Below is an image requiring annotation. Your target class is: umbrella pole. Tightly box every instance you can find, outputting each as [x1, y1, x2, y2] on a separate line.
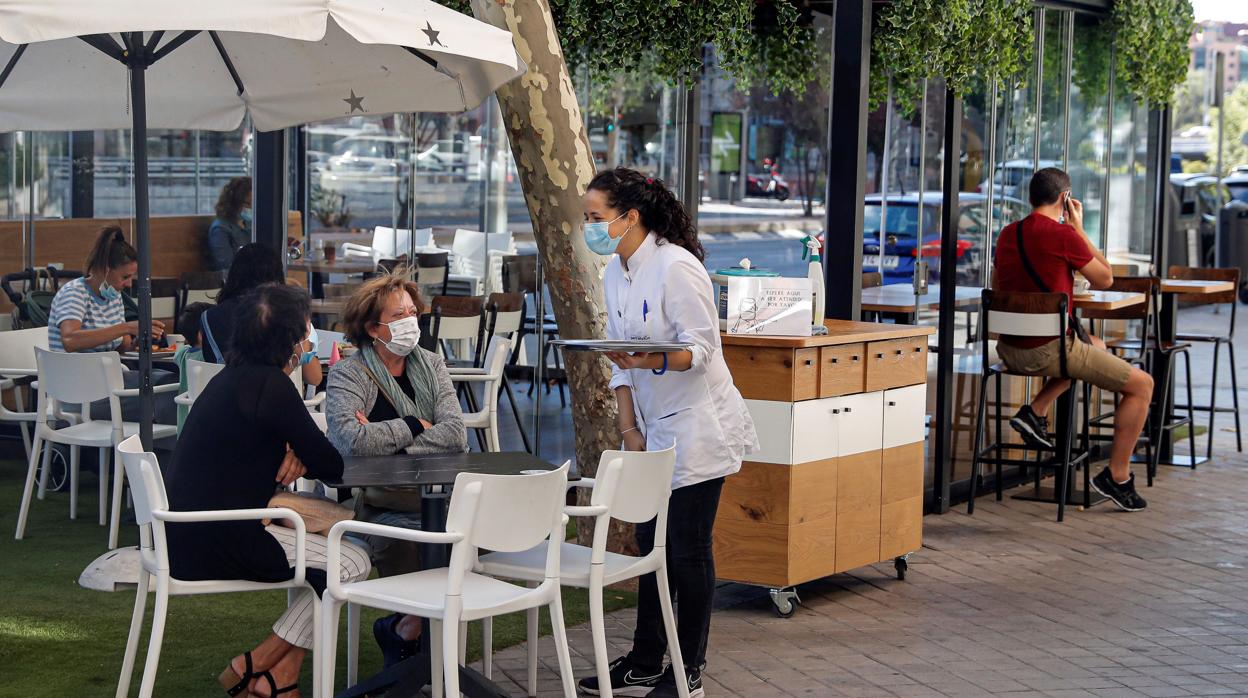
[128, 46, 155, 449]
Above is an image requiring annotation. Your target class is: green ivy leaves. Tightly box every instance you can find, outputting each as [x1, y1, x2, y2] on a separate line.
[870, 0, 1033, 114]
[1112, 0, 1194, 106]
[444, 0, 815, 98]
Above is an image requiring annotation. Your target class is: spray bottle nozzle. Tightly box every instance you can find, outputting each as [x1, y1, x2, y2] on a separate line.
[801, 236, 821, 262]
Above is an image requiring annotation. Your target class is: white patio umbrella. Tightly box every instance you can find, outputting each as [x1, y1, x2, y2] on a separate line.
[0, 0, 524, 444]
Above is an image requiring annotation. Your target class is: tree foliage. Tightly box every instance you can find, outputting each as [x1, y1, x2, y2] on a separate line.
[1210, 83, 1248, 176]
[1111, 0, 1194, 106]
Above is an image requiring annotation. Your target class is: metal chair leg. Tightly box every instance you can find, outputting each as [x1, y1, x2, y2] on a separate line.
[502, 380, 531, 453]
[1228, 340, 1243, 453]
[967, 373, 990, 515]
[994, 371, 1005, 501]
[1207, 339, 1221, 461]
[1183, 350, 1197, 468]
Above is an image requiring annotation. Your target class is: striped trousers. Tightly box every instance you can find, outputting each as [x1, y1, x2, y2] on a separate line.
[267, 525, 371, 649]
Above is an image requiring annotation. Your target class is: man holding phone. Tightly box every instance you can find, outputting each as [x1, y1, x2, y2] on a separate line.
[991, 167, 1155, 512]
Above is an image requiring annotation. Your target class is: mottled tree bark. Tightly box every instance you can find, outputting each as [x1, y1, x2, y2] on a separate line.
[470, 0, 634, 553]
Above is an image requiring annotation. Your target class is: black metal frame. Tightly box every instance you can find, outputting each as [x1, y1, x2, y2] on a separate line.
[821, 0, 871, 321]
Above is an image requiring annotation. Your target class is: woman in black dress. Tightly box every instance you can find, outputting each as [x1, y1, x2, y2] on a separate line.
[165, 283, 370, 698]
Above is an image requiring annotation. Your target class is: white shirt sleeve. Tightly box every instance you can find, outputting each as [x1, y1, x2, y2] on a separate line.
[662, 259, 718, 372]
[604, 269, 633, 392]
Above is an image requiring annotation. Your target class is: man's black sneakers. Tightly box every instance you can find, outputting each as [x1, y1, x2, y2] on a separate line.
[578, 656, 664, 697]
[644, 665, 705, 698]
[1010, 405, 1054, 450]
[1090, 467, 1148, 512]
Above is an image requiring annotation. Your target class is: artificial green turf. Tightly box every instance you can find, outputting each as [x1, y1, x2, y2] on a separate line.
[0, 460, 634, 696]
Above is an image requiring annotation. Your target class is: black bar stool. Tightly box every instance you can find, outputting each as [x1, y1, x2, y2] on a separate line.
[1088, 277, 1193, 486]
[968, 290, 1090, 522]
[1167, 266, 1242, 458]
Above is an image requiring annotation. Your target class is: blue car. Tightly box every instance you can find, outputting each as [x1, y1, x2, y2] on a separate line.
[861, 192, 1025, 285]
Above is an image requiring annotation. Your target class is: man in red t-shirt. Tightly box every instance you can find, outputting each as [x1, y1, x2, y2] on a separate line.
[992, 167, 1154, 512]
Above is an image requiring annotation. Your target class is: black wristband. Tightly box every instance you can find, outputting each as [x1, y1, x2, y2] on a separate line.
[402, 416, 426, 438]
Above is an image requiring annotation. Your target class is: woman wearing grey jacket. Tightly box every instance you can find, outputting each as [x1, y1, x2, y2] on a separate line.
[325, 272, 467, 666]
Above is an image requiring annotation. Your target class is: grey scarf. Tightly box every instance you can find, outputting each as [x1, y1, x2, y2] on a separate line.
[361, 344, 437, 422]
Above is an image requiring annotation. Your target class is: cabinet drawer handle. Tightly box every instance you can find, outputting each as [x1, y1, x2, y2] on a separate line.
[895, 349, 903, 355]
[804, 359, 813, 366]
[852, 355, 860, 361]
[844, 407, 853, 413]
[914, 347, 923, 353]
[831, 409, 840, 414]
[876, 353, 884, 359]
[830, 358, 839, 364]
[888, 401, 897, 407]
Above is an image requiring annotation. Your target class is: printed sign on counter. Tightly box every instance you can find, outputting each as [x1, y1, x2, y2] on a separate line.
[726, 277, 812, 336]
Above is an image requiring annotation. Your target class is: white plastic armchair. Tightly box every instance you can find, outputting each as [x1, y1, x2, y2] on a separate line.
[0, 326, 52, 458]
[450, 337, 511, 452]
[321, 463, 577, 698]
[15, 349, 178, 550]
[112, 435, 318, 698]
[173, 358, 224, 410]
[476, 447, 689, 698]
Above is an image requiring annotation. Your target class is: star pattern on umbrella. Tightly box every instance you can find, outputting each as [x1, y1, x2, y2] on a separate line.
[343, 90, 366, 114]
[422, 21, 445, 47]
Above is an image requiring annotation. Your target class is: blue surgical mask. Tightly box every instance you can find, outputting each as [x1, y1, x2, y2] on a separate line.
[584, 213, 628, 256]
[241, 208, 253, 227]
[100, 282, 120, 301]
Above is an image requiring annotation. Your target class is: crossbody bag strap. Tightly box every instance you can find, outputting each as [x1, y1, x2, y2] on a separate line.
[200, 306, 226, 363]
[359, 360, 401, 414]
[1015, 218, 1090, 343]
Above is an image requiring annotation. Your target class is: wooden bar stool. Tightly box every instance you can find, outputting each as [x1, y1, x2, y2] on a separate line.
[967, 290, 1090, 522]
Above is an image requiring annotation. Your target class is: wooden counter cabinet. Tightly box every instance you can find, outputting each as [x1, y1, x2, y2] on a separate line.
[714, 320, 933, 610]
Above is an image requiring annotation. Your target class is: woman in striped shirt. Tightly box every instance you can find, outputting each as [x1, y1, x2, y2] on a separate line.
[48, 225, 165, 353]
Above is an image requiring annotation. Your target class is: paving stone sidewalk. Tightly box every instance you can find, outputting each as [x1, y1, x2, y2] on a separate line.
[485, 305, 1248, 697]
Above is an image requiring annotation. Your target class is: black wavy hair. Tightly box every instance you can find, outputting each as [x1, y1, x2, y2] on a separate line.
[587, 167, 705, 262]
[227, 283, 310, 369]
[217, 243, 285, 304]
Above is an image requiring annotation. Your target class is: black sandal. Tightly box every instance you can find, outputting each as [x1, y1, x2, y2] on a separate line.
[253, 670, 298, 697]
[217, 651, 257, 697]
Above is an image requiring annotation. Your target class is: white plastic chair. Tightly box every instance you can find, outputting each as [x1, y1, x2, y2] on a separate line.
[315, 329, 345, 361]
[321, 463, 577, 698]
[0, 326, 53, 458]
[112, 435, 319, 698]
[476, 447, 689, 698]
[172, 358, 225, 412]
[451, 229, 514, 282]
[291, 366, 327, 412]
[14, 349, 179, 549]
[450, 337, 512, 453]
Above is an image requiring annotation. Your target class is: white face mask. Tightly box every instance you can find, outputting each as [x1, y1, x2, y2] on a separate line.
[377, 315, 421, 357]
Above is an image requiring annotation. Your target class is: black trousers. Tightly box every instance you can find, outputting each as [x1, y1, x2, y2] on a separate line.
[629, 476, 724, 672]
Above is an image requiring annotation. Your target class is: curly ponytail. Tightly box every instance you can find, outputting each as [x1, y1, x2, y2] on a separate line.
[587, 167, 705, 262]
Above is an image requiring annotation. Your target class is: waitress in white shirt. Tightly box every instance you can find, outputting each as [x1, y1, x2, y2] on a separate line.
[578, 167, 757, 698]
